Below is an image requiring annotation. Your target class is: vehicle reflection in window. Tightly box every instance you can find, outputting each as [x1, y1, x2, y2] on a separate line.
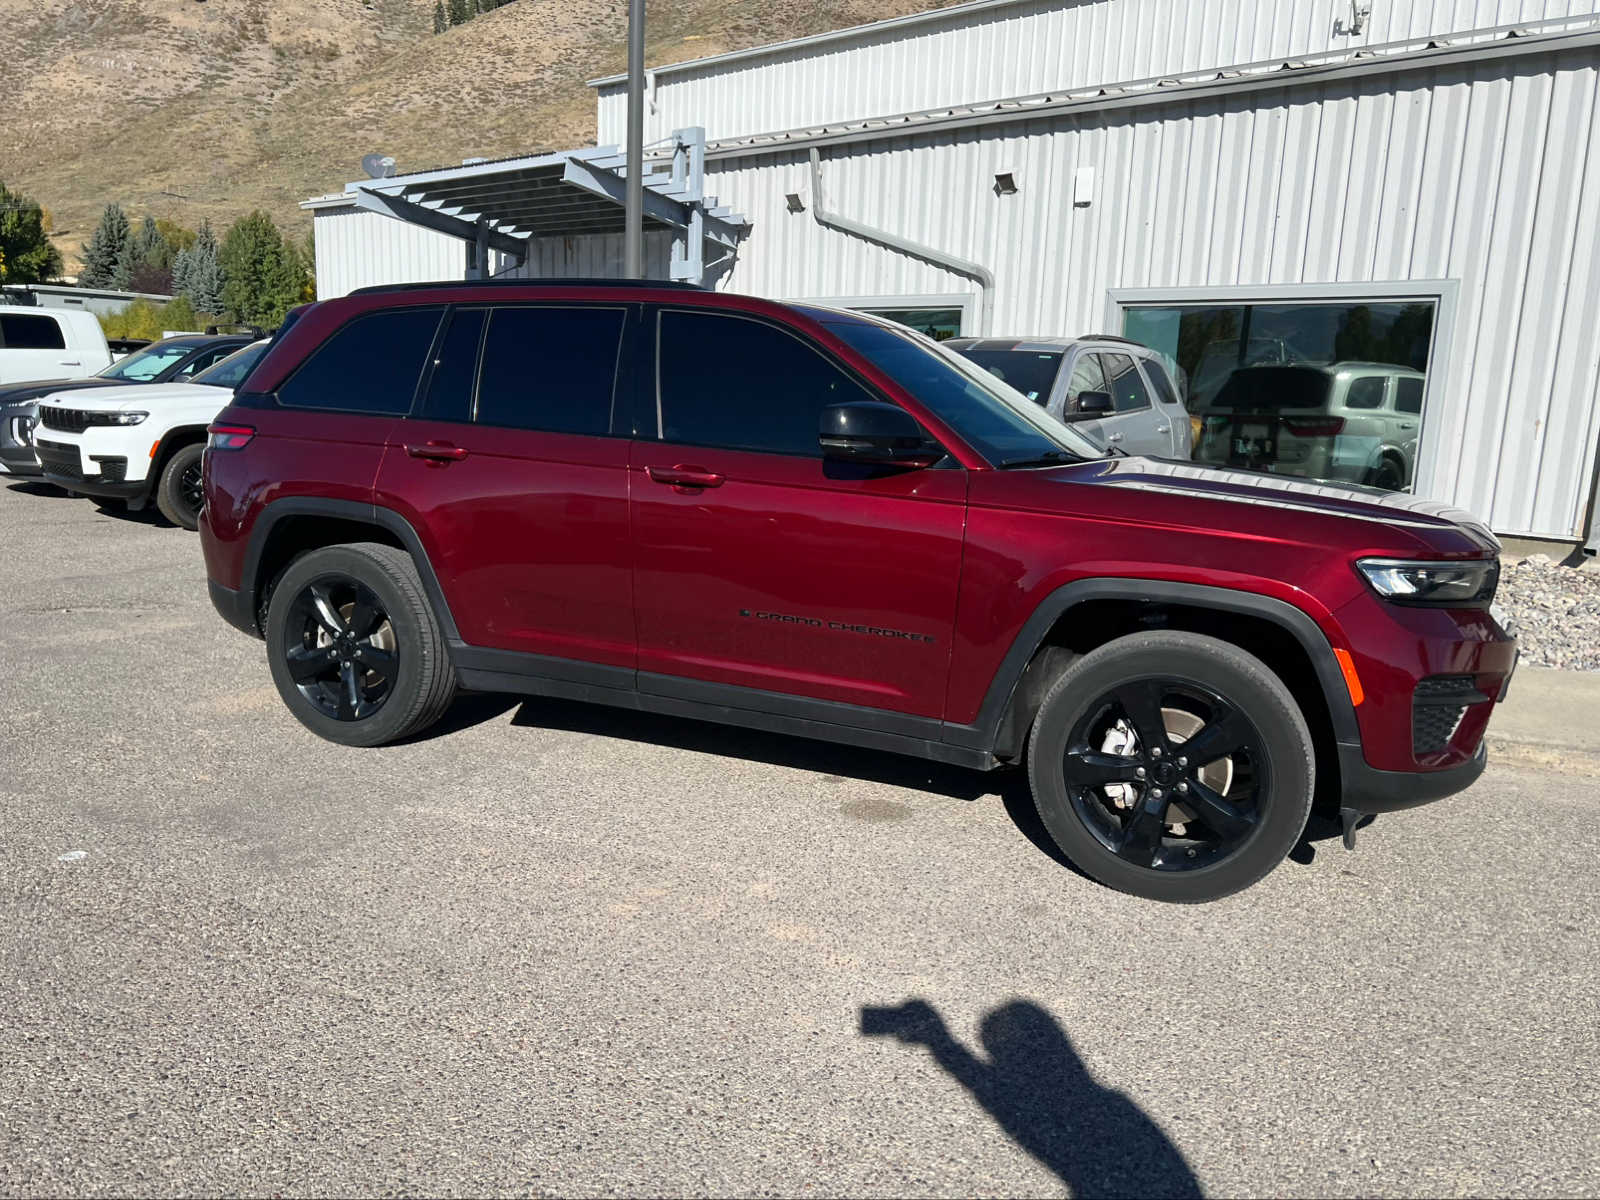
[1123, 300, 1434, 492]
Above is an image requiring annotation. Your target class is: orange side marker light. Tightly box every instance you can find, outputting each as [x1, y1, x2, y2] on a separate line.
[1333, 648, 1365, 707]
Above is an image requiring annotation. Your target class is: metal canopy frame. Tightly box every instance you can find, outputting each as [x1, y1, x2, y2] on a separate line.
[343, 127, 747, 283]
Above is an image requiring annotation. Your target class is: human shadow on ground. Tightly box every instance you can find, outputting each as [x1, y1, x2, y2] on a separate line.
[507, 695, 1346, 872]
[860, 998, 1203, 1198]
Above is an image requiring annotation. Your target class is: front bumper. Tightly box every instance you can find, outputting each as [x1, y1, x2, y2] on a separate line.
[1338, 741, 1487, 813]
[34, 436, 147, 500]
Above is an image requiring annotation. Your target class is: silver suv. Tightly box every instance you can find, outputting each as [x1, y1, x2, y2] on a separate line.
[1192, 362, 1423, 491]
[946, 336, 1191, 458]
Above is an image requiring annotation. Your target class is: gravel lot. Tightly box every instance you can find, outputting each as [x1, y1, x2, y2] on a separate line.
[1, 480, 1598, 1199]
[1497, 555, 1600, 671]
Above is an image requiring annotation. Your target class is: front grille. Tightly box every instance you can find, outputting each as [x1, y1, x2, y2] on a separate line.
[34, 438, 82, 480]
[1413, 674, 1486, 756]
[39, 407, 93, 434]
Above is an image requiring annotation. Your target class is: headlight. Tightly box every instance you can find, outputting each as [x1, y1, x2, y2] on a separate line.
[96, 411, 148, 426]
[1356, 557, 1499, 607]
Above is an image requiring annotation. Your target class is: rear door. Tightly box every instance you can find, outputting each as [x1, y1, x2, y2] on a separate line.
[628, 306, 966, 718]
[373, 302, 636, 671]
[1138, 354, 1190, 457]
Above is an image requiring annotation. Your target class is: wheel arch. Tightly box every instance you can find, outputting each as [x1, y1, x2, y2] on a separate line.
[242, 497, 459, 641]
[950, 579, 1360, 766]
[149, 425, 211, 492]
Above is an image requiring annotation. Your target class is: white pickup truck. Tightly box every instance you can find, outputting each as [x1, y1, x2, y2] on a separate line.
[0, 306, 112, 384]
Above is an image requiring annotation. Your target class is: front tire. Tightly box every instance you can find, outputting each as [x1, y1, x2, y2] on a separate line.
[155, 443, 205, 530]
[1026, 631, 1314, 903]
[265, 542, 457, 747]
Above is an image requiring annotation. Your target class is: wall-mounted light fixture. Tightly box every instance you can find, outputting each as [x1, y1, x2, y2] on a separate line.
[785, 190, 807, 213]
[992, 170, 1018, 196]
[1073, 166, 1095, 207]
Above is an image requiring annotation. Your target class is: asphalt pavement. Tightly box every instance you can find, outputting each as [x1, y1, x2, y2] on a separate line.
[1, 478, 1596, 1198]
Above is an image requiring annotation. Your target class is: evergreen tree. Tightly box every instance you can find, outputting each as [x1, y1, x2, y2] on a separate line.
[79, 203, 131, 288]
[448, 0, 471, 25]
[219, 211, 305, 328]
[0, 181, 62, 284]
[126, 215, 175, 294]
[181, 220, 224, 315]
[433, 1, 446, 32]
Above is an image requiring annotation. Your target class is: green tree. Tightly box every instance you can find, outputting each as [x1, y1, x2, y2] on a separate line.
[126, 214, 175, 294]
[219, 211, 306, 328]
[433, 0, 447, 32]
[79, 202, 131, 288]
[0, 181, 62, 284]
[174, 219, 224, 316]
[160, 295, 200, 334]
[448, 0, 471, 25]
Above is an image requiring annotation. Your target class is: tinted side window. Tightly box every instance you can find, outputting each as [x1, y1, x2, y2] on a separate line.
[1346, 376, 1386, 409]
[657, 310, 874, 455]
[177, 346, 235, 378]
[1063, 353, 1108, 413]
[476, 306, 624, 435]
[1395, 377, 1423, 414]
[278, 307, 444, 414]
[1144, 359, 1182, 406]
[1101, 352, 1151, 412]
[419, 308, 486, 424]
[0, 314, 66, 350]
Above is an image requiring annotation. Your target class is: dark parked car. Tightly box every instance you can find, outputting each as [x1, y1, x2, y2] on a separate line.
[0, 333, 254, 477]
[199, 280, 1515, 903]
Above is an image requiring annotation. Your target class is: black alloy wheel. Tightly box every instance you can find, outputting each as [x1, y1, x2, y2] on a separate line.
[1027, 631, 1314, 902]
[281, 578, 399, 722]
[178, 457, 204, 521]
[1061, 678, 1265, 872]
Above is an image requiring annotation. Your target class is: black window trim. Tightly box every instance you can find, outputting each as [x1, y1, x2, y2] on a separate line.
[649, 305, 940, 460]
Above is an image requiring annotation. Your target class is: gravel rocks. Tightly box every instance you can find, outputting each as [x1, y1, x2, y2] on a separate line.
[1495, 553, 1600, 671]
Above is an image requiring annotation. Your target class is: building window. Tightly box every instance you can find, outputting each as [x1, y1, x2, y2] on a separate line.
[1122, 299, 1435, 493]
[855, 306, 964, 341]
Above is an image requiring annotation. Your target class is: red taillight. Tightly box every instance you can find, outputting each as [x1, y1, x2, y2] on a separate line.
[1281, 416, 1345, 438]
[207, 423, 255, 451]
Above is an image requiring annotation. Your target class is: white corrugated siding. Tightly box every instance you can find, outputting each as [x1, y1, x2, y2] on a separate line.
[698, 46, 1600, 539]
[596, 0, 1600, 145]
[311, 207, 467, 298]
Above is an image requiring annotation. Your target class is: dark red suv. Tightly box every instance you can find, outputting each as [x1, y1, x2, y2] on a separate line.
[200, 280, 1516, 902]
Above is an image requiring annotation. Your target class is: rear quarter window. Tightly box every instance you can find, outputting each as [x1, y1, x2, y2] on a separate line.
[276, 307, 444, 414]
[0, 314, 66, 350]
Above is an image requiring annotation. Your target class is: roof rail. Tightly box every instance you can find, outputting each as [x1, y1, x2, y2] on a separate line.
[349, 277, 705, 297]
[1076, 333, 1145, 346]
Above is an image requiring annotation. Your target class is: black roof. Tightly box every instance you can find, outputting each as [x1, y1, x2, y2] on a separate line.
[349, 277, 704, 297]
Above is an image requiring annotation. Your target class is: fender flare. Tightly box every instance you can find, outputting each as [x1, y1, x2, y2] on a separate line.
[240, 496, 461, 641]
[942, 578, 1361, 752]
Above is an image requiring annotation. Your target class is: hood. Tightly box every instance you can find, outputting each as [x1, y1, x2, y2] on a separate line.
[36, 381, 231, 412]
[1010, 455, 1500, 557]
[0, 377, 126, 409]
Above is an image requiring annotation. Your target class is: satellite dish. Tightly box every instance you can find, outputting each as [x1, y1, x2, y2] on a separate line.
[361, 153, 398, 179]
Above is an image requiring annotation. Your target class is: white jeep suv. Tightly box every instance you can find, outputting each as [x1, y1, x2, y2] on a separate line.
[33, 340, 268, 529]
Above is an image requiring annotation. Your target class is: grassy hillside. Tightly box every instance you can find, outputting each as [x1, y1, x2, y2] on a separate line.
[0, 0, 953, 271]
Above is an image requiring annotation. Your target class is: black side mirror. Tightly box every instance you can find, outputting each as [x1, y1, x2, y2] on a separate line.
[1064, 390, 1113, 422]
[819, 401, 943, 467]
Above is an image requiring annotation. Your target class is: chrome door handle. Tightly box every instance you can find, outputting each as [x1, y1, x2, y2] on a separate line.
[1155, 425, 1170, 434]
[1106, 432, 1125, 443]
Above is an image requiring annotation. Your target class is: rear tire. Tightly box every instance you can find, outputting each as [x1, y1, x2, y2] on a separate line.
[1026, 631, 1313, 903]
[265, 542, 457, 747]
[155, 443, 205, 530]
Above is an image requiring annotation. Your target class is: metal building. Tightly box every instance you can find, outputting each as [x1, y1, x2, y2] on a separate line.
[307, 0, 1600, 545]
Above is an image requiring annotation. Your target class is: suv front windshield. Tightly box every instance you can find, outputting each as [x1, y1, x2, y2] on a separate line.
[191, 343, 268, 390]
[823, 319, 1103, 465]
[98, 343, 194, 382]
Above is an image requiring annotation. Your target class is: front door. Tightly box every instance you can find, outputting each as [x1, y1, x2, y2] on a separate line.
[373, 303, 636, 670]
[1058, 348, 1173, 457]
[629, 307, 967, 719]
